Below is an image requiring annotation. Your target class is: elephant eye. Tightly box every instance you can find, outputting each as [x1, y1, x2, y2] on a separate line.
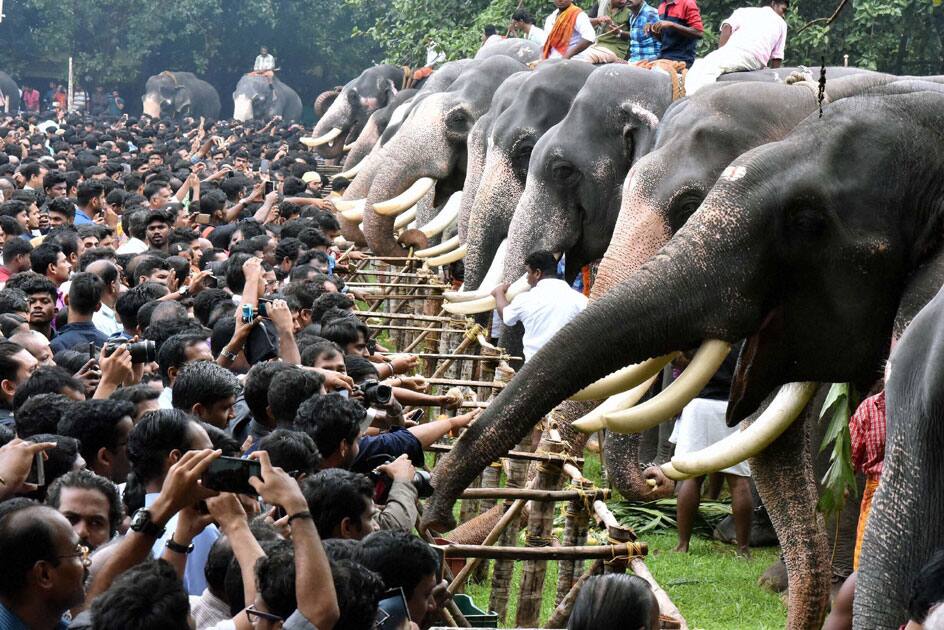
[445, 109, 471, 132]
[551, 159, 581, 187]
[785, 204, 828, 236]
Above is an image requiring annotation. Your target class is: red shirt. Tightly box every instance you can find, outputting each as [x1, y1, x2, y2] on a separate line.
[849, 390, 886, 477]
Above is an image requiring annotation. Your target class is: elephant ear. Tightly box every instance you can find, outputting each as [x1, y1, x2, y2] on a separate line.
[376, 77, 399, 107]
[619, 100, 659, 166]
[173, 87, 192, 113]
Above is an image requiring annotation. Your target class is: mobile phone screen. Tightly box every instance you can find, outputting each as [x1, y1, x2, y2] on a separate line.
[201, 456, 261, 495]
[263, 180, 275, 195]
[376, 588, 411, 630]
[25, 451, 45, 487]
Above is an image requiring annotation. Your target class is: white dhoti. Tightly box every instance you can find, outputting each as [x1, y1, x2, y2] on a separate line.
[684, 46, 764, 95]
[573, 44, 622, 64]
[669, 397, 751, 477]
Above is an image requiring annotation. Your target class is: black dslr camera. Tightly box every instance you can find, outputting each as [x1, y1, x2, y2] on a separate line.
[103, 339, 157, 364]
[358, 379, 393, 407]
[364, 454, 434, 504]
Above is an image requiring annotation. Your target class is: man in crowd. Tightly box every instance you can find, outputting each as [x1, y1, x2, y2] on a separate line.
[542, 0, 597, 60]
[685, 0, 788, 93]
[0, 239, 33, 287]
[628, 0, 663, 61]
[254, 46, 276, 72]
[50, 272, 110, 353]
[650, 0, 703, 66]
[46, 470, 122, 551]
[586, 0, 634, 62]
[511, 9, 547, 45]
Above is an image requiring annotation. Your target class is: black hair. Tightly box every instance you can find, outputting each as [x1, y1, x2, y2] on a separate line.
[30, 242, 64, 276]
[2, 237, 32, 265]
[126, 409, 196, 486]
[0, 288, 28, 315]
[14, 272, 57, 301]
[225, 252, 252, 293]
[267, 367, 325, 428]
[0, 504, 61, 596]
[46, 469, 122, 539]
[43, 170, 67, 192]
[357, 530, 440, 598]
[301, 469, 374, 539]
[331, 559, 385, 630]
[133, 255, 171, 285]
[47, 196, 76, 221]
[192, 289, 232, 328]
[67, 272, 105, 315]
[57, 399, 135, 467]
[909, 549, 944, 623]
[26, 434, 82, 497]
[512, 8, 536, 23]
[243, 360, 288, 426]
[143, 180, 171, 202]
[256, 539, 298, 617]
[0, 340, 29, 390]
[297, 227, 332, 250]
[15, 393, 72, 438]
[115, 282, 168, 331]
[13, 366, 83, 410]
[257, 428, 322, 475]
[79, 249, 118, 273]
[47, 227, 80, 260]
[300, 339, 344, 368]
[90, 559, 191, 630]
[312, 292, 354, 324]
[206, 536, 234, 601]
[76, 179, 105, 207]
[109, 383, 161, 406]
[201, 422, 241, 456]
[524, 249, 558, 277]
[484, 24, 498, 36]
[171, 360, 239, 412]
[143, 317, 207, 352]
[568, 574, 657, 630]
[321, 317, 369, 351]
[294, 393, 365, 460]
[157, 332, 209, 385]
[282, 176, 306, 196]
[344, 356, 378, 383]
[275, 238, 302, 266]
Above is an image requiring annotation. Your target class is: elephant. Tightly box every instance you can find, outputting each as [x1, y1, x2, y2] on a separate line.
[340, 88, 417, 173]
[232, 73, 302, 122]
[309, 64, 407, 158]
[359, 55, 531, 257]
[473, 37, 542, 64]
[716, 65, 875, 84]
[425, 84, 944, 629]
[856, 282, 944, 628]
[456, 60, 595, 296]
[0, 71, 20, 113]
[142, 71, 221, 120]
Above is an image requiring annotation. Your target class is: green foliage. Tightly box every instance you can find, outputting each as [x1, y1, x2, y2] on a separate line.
[817, 383, 859, 517]
[608, 497, 732, 535]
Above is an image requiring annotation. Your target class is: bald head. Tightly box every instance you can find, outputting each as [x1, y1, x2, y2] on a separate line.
[9, 330, 55, 366]
[86, 260, 118, 288]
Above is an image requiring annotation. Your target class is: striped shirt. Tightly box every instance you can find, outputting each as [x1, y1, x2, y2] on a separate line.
[849, 390, 886, 477]
[628, 2, 662, 61]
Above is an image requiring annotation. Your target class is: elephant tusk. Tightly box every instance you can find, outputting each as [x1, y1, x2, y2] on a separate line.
[572, 374, 660, 433]
[336, 159, 364, 180]
[414, 236, 459, 258]
[334, 198, 365, 212]
[443, 273, 529, 314]
[570, 354, 678, 402]
[394, 206, 418, 230]
[343, 142, 355, 152]
[599, 340, 732, 434]
[373, 177, 436, 216]
[671, 382, 817, 476]
[340, 199, 366, 222]
[426, 243, 468, 268]
[661, 462, 696, 481]
[444, 239, 509, 302]
[420, 191, 462, 238]
[301, 127, 343, 147]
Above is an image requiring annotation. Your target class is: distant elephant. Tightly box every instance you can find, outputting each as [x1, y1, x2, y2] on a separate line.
[426, 82, 944, 630]
[309, 64, 407, 158]
[360, 55, 530, 257]
[457, 60, 595, 295]
[473, 38, 542, 64]
[0, 71, 20, 113]
[142, 71, 221, 120]
[233, 73, 302, 122]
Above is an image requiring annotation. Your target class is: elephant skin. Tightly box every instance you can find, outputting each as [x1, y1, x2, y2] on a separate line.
[342, 88, 417, 171]
[474, 38, 542, 64]
[426, 87, 944, 627]
[459, 60, 595, 293]
[0, 72, 19, 112]
[142, 71, 221, 120]
[361, 55, 529, 257]
[232, 74, 302, 122]
[716, 65, 878, 84]
[312, 64, 405, 158]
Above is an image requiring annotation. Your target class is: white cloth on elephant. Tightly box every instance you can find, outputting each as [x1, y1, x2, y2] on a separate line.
[501, 278, 587, 362]
[684, 45, 764, 95]
[524, 25, 548, 46]
[669, 397, 751, 477]
[574, 44, 621, 64]
[543, 9, 597, 59]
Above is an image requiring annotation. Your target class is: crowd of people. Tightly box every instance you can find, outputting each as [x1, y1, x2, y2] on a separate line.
[4, 84, 125, 117]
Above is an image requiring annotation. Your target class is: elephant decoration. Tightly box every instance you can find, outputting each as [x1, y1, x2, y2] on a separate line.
[142, 71, 221, 120]
[425, 81, 944, 629]
[0, 71, 20, 113]
[232, 73, 303, 122]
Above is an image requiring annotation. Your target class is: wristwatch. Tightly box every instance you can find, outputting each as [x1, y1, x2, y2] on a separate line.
[130, 508, 166, 538]
[165, 538, 195, 554]
[219, 348, 239, 362]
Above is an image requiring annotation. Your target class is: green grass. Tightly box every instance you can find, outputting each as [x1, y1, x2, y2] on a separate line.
[444, 452, 786, 629]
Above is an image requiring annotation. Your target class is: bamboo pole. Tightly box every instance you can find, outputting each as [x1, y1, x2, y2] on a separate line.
[473, 462, 503, 582]
[345, 282, 447, 289]
[489, 429, 529, 621]
[383, 352, 514, 361]
[427, 377, 505, 389]
[604, 524, 635, 574]
[427, 443, 584, 466]
[369, 324, 464, 335]
[439, 541, 648, 561]
[362, 293, 445, 301]
[555, 479, 595, 605]
[630, 557, 688, 630]
[357, 311, 455, 323]
[458, 487, 609, 501]
[545, 559, 605, 629]
[515, 436, 565, 628]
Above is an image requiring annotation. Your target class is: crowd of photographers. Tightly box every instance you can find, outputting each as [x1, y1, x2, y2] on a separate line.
[0, 108, 487, 630]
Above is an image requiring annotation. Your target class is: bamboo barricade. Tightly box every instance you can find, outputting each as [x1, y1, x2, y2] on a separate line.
[515, 436, 565, 628]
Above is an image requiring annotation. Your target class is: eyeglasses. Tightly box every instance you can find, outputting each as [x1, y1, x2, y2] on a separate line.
[56, 543, 91, 567]
[246, 605, 284, 624]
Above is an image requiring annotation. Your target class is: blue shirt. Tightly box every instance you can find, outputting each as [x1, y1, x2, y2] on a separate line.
[351, 426, 424, 474]
[145, 492, 220, 595]
[0, 602, 69, 629]
[50, 321, 109, 353]
[73, 207, 93, 225]
[657, 0, 703, 66]
[628, 3, 662, 61]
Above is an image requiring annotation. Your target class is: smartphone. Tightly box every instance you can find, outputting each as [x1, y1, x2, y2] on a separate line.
[88, 341, 96, 360]
[259, 158, 270, 173]
[263, 180, 275, 195]
[257, 298, 273, 318]
[26, 451, 45, 487]
[376, 588, 411, 630]
[204, 275, 219, 289]
[201, 456, 262, 495]
[405, 408, 425, 424]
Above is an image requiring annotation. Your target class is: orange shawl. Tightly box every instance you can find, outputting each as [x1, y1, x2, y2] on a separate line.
[542, 4, 581, 59]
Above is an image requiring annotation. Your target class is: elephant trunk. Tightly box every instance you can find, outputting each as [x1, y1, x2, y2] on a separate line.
[342, 117, 381, 171]
[313, 92, 354, 158]
[143, 93, 162, 118]
[501, 179, 577, 285]
[425, 217, 763, 530]
[456, 117, 491, 244]
[315, 88, 341, 118]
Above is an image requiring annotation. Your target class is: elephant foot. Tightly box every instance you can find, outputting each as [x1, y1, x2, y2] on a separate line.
[758, 558, 788, 593]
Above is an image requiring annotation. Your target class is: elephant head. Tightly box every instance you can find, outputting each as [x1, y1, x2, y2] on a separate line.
[425, 87, 944, 568]
[341, 89, 418, 174]
[233, 75, 273, 121]
[143, 72, 190, 118]
[360, 56, 528, 257]
[309, 64, 404, 158]
[458, 61, 595, 294]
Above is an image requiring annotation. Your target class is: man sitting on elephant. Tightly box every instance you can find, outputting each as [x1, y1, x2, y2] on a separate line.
[542, 0, 597, 60]
[492, 251, 587, 362]
[586, 0, 634, 63]
[685, 0, 788, 93]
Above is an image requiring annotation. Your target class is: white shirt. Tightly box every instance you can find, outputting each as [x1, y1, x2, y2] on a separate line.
[543, 8, 596, 58]
[92, 302, 122, 337]
[159, 386, 173, 409]
[116, 236, 148, 255]
[525, 25, 548, 46]
[721, 6, 787, 66]
[254, 54, 276, 71]
[502, 278, 587, 361]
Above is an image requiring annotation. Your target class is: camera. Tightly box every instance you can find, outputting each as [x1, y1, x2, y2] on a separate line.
[358, 379, 392, 407]
[366, 454, 434, 504]
[103, 339, 157, 363]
